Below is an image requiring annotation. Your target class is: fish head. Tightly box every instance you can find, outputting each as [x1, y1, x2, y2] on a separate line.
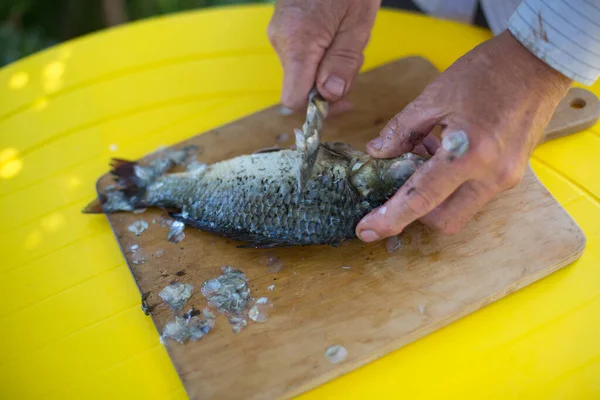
[350, 153, 426, 204]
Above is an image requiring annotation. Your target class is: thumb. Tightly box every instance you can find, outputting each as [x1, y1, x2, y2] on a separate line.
[367, 102, 441, 158]
[315, 29, 366, 102]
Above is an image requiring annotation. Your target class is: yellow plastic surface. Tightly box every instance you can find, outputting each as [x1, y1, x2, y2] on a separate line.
[1, 5, 600, 399]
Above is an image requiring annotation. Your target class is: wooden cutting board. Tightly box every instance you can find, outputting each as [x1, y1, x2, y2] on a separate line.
[93, 57, 597, 400]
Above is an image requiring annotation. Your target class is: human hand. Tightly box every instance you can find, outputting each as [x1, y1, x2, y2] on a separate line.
[267, 0, 381, 114]
[356, 30, 573, 242]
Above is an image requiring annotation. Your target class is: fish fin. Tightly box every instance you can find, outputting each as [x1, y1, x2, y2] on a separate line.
[82, 146, 201, 216]
[110, 145, 199, 190]
[253, 146, 283, 154]
[81, 159, 146, 215]
[236, 242, 290, 249]
[110, 158, 136, 176]
[109, 158, 141, 194]
[320, 142, 364, 161]
[294, 128, 307, 152]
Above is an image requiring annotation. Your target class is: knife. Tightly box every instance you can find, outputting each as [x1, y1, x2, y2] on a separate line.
[296, 87, 329, 189]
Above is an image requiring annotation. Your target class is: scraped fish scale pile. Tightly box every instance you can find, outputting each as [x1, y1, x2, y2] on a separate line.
[158, 266, 269, 343]
[201, 267, 251, 316]
[162, 314, 215, 344]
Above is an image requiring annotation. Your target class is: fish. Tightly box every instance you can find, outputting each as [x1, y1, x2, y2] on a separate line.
[83, 138, 426, 248]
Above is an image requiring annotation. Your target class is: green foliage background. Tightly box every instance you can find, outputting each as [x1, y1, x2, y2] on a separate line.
[0, 0, 272, 67]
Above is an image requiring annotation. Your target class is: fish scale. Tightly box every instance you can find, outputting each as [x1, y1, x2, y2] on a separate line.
[177, 151, 361, 245]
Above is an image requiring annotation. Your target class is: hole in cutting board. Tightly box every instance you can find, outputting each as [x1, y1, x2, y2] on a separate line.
[570, 98, 586, 109]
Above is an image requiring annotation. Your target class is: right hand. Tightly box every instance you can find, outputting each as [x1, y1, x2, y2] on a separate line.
[267, 0, 381, 113]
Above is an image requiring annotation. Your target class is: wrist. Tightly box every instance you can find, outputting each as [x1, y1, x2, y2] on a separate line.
[498, 30, 573, 101]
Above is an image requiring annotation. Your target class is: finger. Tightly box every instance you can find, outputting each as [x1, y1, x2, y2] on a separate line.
[315, 30, 366, 102]
[367, 101, 442, 158]
[411, 133, 440, 158]
[422, 133, 440, 155]
[412, 144, 430, 158]
[419, 181, 496, 234]
[267, 7, 329, 112]
[279, 48, 325, 111]
[356, 135, 471, 241]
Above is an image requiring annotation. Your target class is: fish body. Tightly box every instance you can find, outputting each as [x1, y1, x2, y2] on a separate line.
[87, 143, 425, 248]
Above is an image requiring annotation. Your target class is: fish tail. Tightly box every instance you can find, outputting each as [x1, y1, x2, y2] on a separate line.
[110, 158, 139, 190]
[82, 158, 147, 214]
[83, 145, 201, 214]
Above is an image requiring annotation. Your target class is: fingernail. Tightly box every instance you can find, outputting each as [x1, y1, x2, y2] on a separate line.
[368, 137, 383, 151]
[323, 76, 346, 98]
[359, 230, 380, 242]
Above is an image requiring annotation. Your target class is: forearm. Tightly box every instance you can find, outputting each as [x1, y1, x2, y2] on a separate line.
[507, 0, 600, 86]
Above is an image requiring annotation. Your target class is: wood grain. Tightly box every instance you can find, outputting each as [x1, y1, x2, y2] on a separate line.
[93, 57, 588, 400]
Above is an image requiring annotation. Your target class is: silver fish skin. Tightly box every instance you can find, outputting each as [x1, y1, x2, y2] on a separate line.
[85, 143, 425, 248]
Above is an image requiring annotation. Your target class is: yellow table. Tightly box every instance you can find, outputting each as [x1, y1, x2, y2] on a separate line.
[1, 5, 599, 399]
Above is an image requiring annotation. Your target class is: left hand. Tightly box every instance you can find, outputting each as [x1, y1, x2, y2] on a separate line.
[355, 30, 573, 242]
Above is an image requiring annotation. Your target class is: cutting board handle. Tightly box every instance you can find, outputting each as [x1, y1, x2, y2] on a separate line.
[540, 87, 600, 144]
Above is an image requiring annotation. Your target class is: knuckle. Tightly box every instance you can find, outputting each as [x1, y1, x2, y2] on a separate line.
[423, 216, 445, 232]
[385, 100, 433, 140]
[281, 39, 323, 66]
[385, 110, 409, 140]
[440, 222, 463, 235]
[497, 162, 524, 189]
[379, 221, 398, 237]
[404, 187, 435, 217]
[424, 216, 460, 235]
[266, 23, 278, 45]
[390, 112, 403, 133]
[403, 100, 423, 116]
[269, 18, 319, 51]
[421, 209, 465, 234]
[285, 48, 310, 64]
[472, 135, 502, 166]
[325, 47, 363, 68]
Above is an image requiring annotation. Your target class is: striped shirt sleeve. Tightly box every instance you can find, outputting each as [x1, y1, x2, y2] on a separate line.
[507, 0, 600, 86]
